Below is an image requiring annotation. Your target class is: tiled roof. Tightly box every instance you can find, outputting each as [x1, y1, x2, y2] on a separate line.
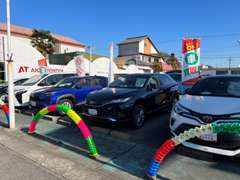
[117, 35, 148, 44]
[0, 23, 85, 47]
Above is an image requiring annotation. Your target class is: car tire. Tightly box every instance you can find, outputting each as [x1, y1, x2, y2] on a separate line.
[57, 98, 74, 115]
[131, 104, 145, 129]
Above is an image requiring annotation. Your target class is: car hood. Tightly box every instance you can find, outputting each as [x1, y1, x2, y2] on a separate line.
[32, 87, 67, 96]
[179, 94, 240, 115]
[87, 88, 139, 104]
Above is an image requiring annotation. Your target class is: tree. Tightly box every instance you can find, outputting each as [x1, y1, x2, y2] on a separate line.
[31, 29, 56, 57]
[167, 54, 181, 70]
[152, 61, 162, 72]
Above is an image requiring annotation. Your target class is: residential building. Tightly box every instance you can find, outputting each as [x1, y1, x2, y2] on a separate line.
[116, 35, 178, 72]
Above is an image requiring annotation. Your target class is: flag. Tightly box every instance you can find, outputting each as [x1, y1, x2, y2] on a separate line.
[182, 38, 200, 81]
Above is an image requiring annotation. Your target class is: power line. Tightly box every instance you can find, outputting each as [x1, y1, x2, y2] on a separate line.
[157, 32, 240, 44]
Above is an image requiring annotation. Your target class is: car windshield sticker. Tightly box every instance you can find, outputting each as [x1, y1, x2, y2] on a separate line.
[227, 81, 240, 96]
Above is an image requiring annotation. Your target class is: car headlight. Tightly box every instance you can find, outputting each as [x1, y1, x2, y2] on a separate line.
[109, 97, 131, 104]
[15, 90, 27, 95]
[174, 103, 190, 114]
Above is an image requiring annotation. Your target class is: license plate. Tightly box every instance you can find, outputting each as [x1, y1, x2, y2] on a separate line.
[30, 101, 37, 107]
[88, 108, 97, 116]
[198, 133, 217, 142]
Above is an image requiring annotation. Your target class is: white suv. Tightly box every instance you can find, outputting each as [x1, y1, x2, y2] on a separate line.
[14, 73, 76, 106]
[170, 75, 240, 156]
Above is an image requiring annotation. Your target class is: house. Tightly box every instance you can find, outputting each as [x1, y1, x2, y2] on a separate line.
[0, 23, 86, 81]
[116, 35, 177, 72]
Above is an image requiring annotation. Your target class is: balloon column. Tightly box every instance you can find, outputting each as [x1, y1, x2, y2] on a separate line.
[0, 99, 9, 126]
[28, 104, 98, 158]
[147, 122, 240, 179]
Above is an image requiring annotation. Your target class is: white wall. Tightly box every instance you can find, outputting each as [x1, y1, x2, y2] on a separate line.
[139, 40, 144, 53]
[150, 45, 158, 54]
[92, 57, 119, 77]
[0, 35, 78, 80]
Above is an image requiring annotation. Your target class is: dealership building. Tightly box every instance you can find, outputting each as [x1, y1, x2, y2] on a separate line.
[0, 23, 86, 81]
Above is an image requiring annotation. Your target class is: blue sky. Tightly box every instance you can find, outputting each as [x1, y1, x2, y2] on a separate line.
[1, 0, 240, 67]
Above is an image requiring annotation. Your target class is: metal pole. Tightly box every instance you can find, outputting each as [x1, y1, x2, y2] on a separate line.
[228, 56, 231, 75]
[6, 0, 15, 129]
[89, 46, 92, 75]
[108, 42, 114, 84]
[2, 36, 7, 81]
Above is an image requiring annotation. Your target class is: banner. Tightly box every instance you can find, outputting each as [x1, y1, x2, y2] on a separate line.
[182, 38, 200, 81]
[75, 55, 87, 77]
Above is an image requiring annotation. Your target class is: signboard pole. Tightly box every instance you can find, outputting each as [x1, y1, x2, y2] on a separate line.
[6, 0, 15, 129]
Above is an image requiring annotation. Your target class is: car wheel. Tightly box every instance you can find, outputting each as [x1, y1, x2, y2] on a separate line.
[57, 99, 74, 115]
[132, 104, 145, 129]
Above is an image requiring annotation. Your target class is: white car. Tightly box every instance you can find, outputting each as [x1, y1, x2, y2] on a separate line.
[170, 75, 240, 156]
[13, 73, 76, 106]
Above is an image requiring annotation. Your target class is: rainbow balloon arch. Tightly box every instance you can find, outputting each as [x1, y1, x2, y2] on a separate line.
[28, 104, 98, 158]
[0, 99, 10, 127]
[147, 122, 240, 179]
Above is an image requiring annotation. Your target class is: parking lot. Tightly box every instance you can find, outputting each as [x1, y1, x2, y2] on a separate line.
[0, 107, 239, 180]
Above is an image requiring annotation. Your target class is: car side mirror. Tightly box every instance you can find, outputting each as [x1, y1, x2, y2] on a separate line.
[38, 81, 47, 86]
[146, 84, 152, 91]
[184, 88, 190, 94]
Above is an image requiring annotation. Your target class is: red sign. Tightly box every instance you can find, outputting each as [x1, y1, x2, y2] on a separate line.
[182, 39, 200, 54]
[38, 58, 48, 67]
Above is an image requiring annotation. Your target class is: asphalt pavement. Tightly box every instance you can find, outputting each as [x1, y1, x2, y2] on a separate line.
[0, 143, 61, 180]
[0, 109, 239, 180]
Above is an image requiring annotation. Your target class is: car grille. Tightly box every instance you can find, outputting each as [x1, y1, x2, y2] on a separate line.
[188, 110, 233, 123]
[175, 123, 240, 150]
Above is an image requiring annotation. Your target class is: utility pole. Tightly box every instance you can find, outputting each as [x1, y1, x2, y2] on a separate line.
[228, 56, 231, 75]
[6, 0, 15, 129]
[108, 42, 114, 84]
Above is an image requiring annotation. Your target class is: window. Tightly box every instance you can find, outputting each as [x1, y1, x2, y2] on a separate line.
[158, 74, 174, 86]
[189, 77, 240, 97]
[147, 77, 159, 90]
[41, 74, 63, 86]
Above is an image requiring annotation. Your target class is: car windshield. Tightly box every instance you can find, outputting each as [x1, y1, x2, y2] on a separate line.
[168, 74, 182, 82]
[189, 76, 240, 98]
[55, 77, 79, 88]
[22, 75, 46, 86]
[109, 75, 148, 88]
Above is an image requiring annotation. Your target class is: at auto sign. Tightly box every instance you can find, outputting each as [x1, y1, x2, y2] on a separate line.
[182, 38, 200, 80]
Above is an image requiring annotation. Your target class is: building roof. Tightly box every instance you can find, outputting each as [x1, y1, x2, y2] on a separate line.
[117, 35, 148, 45]
[0, 23, 85, 47]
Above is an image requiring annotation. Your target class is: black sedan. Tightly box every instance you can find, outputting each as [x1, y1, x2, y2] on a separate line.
[82, 73, 178, 128]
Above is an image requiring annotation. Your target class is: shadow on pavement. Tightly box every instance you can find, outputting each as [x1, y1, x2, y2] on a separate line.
[19, 110, 173, 179]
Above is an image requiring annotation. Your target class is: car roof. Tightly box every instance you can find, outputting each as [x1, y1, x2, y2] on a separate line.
[64, 75, 107, 79]
[203, 75, 240, 79]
